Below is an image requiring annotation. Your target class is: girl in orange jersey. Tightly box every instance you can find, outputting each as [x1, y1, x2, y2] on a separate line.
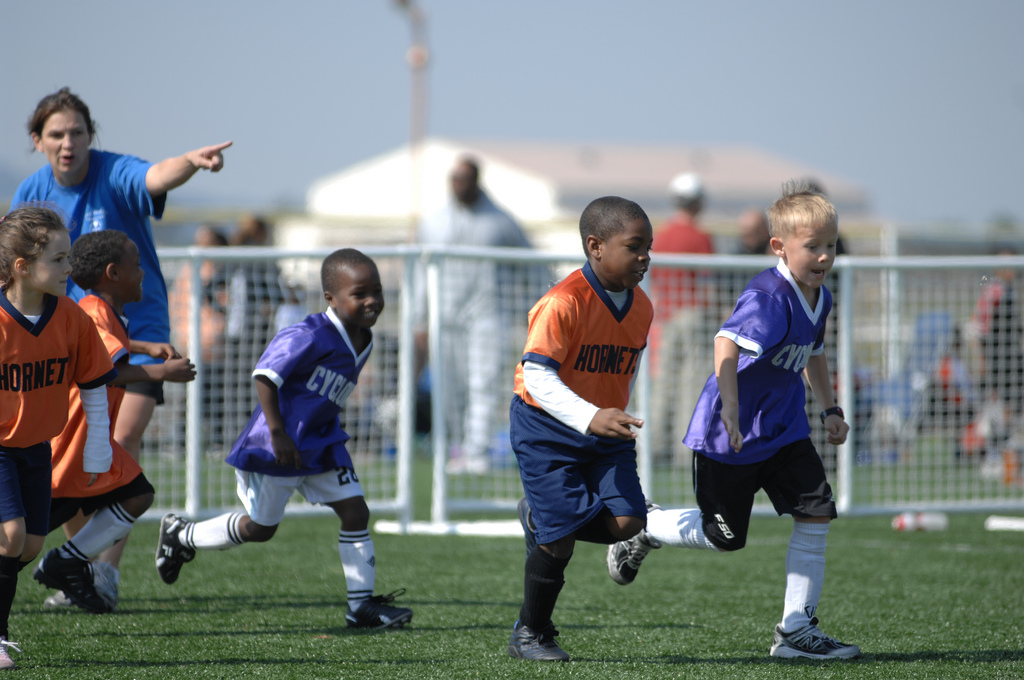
[0, 206, 117, 670]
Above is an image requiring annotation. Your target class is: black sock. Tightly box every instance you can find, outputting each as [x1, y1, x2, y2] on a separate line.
[519, 547, 570, 630]
[0, 555, 23, 639]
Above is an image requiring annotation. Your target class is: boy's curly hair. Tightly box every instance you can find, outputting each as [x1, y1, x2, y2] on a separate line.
[69, 230, 131, 290]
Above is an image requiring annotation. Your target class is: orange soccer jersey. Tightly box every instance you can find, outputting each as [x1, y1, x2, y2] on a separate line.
[513, 263, 653, 412]
[50, 295, 143, 498]
[0, 293, 116, 449]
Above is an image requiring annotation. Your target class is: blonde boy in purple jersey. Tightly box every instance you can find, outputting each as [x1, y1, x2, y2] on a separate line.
[154, 248, 412, 630]
[607, 181, 861, 660]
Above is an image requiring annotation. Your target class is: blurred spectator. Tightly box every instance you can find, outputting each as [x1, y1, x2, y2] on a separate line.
[969, 247, 1024, 427]
[224, 214, 284, 438]
[226, 214, 282, 351]
[727, 207, 774, 303]
[170, 225, 229, 446]
[736, 208, 771, 256]
[649, 172, 715, 465]
[274, 277, 308, 333]
[415, 156, 535, 474]
[926, 326, 976, 455]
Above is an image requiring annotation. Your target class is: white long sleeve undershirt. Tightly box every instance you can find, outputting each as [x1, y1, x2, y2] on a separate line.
[80, 386, 113, 474]
[521, 287, 643, 435]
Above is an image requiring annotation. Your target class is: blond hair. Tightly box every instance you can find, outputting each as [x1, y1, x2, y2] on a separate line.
[767, 180, 837, 240]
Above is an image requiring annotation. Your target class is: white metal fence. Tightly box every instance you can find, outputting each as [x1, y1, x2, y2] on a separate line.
[141, 246, 1024, 528]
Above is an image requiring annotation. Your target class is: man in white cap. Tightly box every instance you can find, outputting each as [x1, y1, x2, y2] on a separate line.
[649, 173, 716, 466]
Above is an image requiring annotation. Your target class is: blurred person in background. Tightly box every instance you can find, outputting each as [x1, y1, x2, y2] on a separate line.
[415, 156, 535, 474]
[736, 208, 772, 256]
[224, 215, 283, 440]
[967, 246, 1024, 468]
[649, 173, 716, 466]
[170, 225, 229, 448]
[727, 208, 774, 310]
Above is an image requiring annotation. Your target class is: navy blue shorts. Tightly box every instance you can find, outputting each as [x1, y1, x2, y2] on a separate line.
[510, 395, 646, 545]
[0, 442, 54, 537]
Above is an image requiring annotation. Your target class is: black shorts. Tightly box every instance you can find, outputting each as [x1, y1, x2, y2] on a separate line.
[48, 472, 155, 532]
[694, 438, 837, 551]
[124, 379, 164, 405]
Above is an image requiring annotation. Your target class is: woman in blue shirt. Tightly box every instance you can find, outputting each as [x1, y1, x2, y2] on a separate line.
[13, 87, 231, 587]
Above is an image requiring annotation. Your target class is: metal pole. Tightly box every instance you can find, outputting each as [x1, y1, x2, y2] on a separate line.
[185, 251, 204, 516]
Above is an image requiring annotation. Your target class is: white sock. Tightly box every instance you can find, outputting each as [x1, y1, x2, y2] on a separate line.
[781, 521, 829, 632]
[645, 508, 721, 550]
[339, 530, 375, 610]
[60, 503, 134, 560]
[182, 513, 246, 550]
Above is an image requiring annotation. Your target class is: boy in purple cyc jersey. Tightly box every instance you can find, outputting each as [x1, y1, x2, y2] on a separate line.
[607, 181, 861, 660]
[154, 248, 412, 630]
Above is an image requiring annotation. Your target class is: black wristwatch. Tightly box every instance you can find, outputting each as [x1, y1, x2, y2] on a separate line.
[820, 406, 844, 424]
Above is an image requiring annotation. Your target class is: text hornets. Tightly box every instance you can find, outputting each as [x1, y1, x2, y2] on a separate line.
[573, 343, 642, 375]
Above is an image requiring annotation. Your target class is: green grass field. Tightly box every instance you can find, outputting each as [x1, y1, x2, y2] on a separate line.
[12, 511, 1024, 679]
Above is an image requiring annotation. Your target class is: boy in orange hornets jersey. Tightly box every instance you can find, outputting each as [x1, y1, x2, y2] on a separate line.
[507, 196, 654, 662]
[33, 230, 195, 613]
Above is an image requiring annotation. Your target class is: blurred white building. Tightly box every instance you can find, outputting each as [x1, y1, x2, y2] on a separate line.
[284, 137, 872, 252]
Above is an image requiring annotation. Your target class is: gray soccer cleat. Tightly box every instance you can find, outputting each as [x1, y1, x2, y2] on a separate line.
[606, 529, 661, 585]
[769, 617, 861, 659]
[42, 590, 73, 609]
[91, 561, 120, 611]
[0, 637, 21, 670]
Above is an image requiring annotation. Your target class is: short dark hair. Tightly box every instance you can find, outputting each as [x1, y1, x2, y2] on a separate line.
[578, 196, 650, 254]
[69, 230, 131, 290]
[321, 248, 377, 293]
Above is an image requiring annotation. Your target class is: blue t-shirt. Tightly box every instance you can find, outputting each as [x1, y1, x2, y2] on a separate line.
[225, 308, 371, 476]
[684, 262, 831, 464]
[13, 150, 169, 364]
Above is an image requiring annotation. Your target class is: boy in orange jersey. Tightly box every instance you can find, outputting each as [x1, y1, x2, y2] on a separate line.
[33, 230, 195, 613]
[508, 196, 654, 662]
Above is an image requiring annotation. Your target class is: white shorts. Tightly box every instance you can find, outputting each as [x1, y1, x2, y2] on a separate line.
[235, 467, 364, 526]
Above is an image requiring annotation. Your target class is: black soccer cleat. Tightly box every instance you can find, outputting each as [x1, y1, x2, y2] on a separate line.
[33, 548, 111, 614]
[345, 589, 413, 629]
[155, 513, 196, 584]
[507, 620, 570, 662]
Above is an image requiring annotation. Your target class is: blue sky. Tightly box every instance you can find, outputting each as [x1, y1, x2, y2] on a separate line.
[2, 0, 1022, 226]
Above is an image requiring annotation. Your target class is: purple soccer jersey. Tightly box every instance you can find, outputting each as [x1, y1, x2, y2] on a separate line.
[683, 262, 831, 464]
[225, 308, 371, 476]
